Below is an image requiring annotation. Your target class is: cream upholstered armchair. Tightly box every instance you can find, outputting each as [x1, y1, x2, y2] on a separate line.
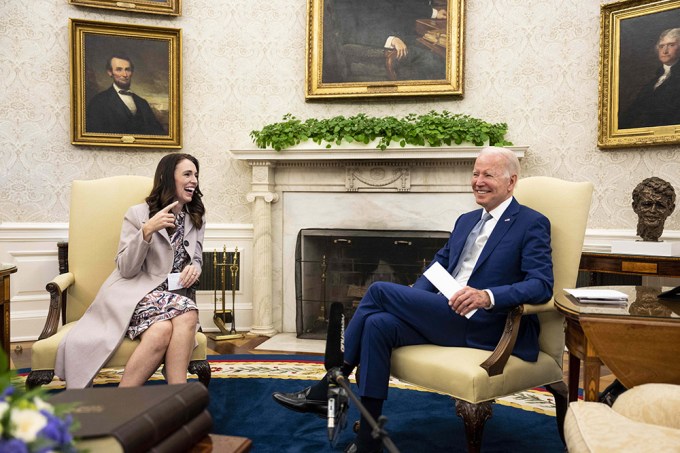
[390, 176, 593, 452]
[26, 176, 211, 389]
[565, 383, 680, 452]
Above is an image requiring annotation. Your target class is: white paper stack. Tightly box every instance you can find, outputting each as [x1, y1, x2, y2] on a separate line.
[563, 288, 629, 305]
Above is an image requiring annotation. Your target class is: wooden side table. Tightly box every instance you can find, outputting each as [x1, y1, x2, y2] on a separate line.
[579, 252, 680, 285]
[0, 264, 17, 364]
[556, 285, 680, 402]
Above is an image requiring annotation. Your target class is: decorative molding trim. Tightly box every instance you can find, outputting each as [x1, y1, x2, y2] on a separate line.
[5, 250, 58, 258]
[0, 223, 69, 241]
[229, 146, 527, 162]
[246, 192, 280, 203]
[346, 166, 410, 192]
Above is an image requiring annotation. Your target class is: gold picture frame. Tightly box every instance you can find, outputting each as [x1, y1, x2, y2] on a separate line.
[305, 0, 465, 99]
[69, 0, 181, 16]
[70, 19, 182, 149]
[599, 0, 680, 148]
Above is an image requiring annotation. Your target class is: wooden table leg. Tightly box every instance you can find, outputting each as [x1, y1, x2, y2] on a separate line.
[582, 339, 601, 401]
[1, 271, 13, 364]
[568, 353, 580, 402]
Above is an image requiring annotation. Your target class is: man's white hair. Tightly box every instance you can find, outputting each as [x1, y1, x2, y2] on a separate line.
[477, 146, 520, 179]
[659, 28, 680, 45]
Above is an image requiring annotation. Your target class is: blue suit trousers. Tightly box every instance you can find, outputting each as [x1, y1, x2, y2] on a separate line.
[344, 281, 468, 400]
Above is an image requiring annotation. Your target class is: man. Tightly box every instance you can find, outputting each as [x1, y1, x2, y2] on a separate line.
[86, 55, 166, 135]
[632, 176, 676, 241]
[619, 28, 680, 129]
[272, 146, 554, 453]
[333, 0, 447, 81]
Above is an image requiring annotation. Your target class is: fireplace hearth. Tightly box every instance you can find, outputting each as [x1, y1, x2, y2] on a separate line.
[295, 228, 450, 339]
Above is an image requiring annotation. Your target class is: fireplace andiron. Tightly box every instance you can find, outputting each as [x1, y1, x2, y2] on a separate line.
[208, 245, 244, 340]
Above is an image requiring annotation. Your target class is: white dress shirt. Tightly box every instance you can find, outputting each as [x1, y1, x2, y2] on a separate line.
[455, 196, 514, 308]
[114, 83, 137, 114]
[654, 64, 673, 90]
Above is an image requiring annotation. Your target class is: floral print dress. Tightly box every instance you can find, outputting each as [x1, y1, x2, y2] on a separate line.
[126, 209, 198, 339]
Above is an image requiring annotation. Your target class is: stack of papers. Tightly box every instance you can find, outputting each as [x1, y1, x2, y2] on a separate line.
[563, 288, 629, 305]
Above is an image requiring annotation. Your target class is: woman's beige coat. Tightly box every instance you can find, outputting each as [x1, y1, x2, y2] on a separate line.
[55, 203, 205, 388]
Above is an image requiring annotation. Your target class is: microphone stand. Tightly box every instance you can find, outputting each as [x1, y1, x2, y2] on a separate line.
[327, 383, 348, 447]
[328, 368, 400, 453]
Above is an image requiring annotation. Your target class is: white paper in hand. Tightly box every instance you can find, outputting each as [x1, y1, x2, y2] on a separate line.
[423, 262, 477, 318]
[167, 272, 182, 290]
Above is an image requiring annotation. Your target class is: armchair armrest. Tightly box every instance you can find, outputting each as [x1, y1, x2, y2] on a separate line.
[47, 272, 75, 294]
[479, 299, 556, 376]
[521, 298, 556, 315]
[40, 272, 74, 340]
[480, 305, 524, 376]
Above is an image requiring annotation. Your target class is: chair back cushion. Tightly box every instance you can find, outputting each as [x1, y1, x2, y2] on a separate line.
[514, 176, 593, 365]
[66, 176, 153, 322]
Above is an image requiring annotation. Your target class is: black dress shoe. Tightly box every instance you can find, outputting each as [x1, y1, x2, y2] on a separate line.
[272, 386, 328, 417]
[344, 440, 383, 453]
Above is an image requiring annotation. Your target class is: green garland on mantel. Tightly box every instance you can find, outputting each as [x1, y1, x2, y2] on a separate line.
[250, 110, 512, 151]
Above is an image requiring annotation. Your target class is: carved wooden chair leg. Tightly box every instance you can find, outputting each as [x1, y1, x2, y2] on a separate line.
[26, 370, 55, 390]
[455, 399, 493, 453]
[545, 381, 569, 445]
[189, 359, 211, 387]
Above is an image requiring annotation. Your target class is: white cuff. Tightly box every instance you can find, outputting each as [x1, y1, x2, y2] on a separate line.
[484, 289, 495, 309]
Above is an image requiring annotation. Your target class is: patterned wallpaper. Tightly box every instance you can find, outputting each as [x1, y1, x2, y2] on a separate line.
[1, 0, 679, 232]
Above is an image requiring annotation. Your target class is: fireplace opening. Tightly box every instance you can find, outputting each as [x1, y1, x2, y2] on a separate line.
[295, 228, 450, 339]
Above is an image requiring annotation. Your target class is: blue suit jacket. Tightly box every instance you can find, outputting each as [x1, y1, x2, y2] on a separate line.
[412, 198, 554, 361]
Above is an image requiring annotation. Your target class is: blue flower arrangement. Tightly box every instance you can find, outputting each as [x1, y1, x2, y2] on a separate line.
[0, 353, 78, 452]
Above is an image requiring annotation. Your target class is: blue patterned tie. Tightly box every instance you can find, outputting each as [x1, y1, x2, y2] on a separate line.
[452, 212, 492, 278]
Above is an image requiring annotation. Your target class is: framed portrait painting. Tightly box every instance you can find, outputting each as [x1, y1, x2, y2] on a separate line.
[70, 19, 182, 148]
[305, 0, 465, 99]
[69, 0, 181, 16]
[599, 0, 680, 148]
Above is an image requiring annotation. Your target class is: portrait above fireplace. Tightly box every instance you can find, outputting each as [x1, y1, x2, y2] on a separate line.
[295, 228, 450, 339]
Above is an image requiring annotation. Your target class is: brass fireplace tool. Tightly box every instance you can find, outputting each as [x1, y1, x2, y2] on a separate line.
[311, 254, 329, 332]
[209, 245, 244, 340]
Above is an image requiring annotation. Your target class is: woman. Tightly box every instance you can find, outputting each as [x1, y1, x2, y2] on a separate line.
[55, 153, 206, 388]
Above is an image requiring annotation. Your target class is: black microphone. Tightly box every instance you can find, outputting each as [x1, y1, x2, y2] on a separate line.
[324, 302, 345, 371]
[323, 303, 401, 452]
[325, 302, 347, 445]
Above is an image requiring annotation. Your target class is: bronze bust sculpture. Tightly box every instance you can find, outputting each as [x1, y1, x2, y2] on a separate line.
[632, 177, 676, 242]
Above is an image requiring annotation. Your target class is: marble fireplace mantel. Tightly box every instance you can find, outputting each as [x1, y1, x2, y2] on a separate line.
[230, 146, 527, 336]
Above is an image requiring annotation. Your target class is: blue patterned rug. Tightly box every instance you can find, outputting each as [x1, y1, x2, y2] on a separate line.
[16, 354, 564, 452]
[206, 354, 563, 453]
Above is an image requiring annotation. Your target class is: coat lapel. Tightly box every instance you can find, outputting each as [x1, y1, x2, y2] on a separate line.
[184, 209, 194, 238]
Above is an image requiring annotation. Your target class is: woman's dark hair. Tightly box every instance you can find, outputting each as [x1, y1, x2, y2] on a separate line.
[146, 153, 205, 229]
